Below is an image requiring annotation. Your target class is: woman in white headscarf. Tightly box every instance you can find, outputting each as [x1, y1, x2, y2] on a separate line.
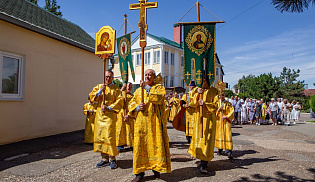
[241, 99, 248, 125]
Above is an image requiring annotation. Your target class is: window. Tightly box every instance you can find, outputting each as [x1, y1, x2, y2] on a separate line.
[170, 76, 174, 87]
[154, 50, 160, 64]
[181, 79, 185, 88]
[136, 53, 142, 66]
[170, 53, 175, 65]
[0, 51, 24, 100]
[216, 68, 219, 76]
[181, 56, 183, 66]
[164, 76, 168, 87]
[164, 51, 168, 64]
[144, 52, 150, 65]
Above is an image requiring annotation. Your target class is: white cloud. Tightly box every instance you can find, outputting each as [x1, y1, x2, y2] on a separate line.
[221, 25, 315, 88]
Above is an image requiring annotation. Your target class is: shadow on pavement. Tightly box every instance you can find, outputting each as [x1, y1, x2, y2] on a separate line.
[116, 159, 133, 169]
[160, 156, 282, 181]
[233, 168, 315, 182]
[169, 141, 190, 149]
[0, 130, 92, 171]
[232, 150, 258, 158]
[232, 133, 240, 136]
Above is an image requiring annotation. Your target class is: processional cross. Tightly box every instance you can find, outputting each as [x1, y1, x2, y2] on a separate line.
[130, 0, 157, 102]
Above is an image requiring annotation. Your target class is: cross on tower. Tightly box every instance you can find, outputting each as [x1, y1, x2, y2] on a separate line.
[130, 0, 157, 47]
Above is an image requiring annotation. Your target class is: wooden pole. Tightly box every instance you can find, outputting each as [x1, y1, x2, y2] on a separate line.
[124, 14, 128, 116]
[196, 0, 200, 22]
[186, 92, 190, 136]
[141, 47, 145, 103]
[103, 57, 107, 105]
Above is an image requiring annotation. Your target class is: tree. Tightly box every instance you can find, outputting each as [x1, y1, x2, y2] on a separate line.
[113, 79, 123, 89]
[224, 89, 235, 98]
[271, 0, 315, 13]
[278, 67, 305, 102]
[310, 95, 315, 111]
[26, 0, 38, 5]
[44, 0, 62, 17]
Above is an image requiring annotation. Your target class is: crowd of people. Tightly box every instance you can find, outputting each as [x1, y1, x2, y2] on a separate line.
[228, 96, 301, 126]
[83, 70, 236, 181]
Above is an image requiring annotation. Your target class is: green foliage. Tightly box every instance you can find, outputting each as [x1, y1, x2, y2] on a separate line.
[310, 95, 315, 112]
[113, 79, 123, 88]
[44, 0, 62, 17]
[236, 67, 306, 104]
[271, 0, 315, 13]
[224, 89, 235, 98]
[26, 0, 38, 5]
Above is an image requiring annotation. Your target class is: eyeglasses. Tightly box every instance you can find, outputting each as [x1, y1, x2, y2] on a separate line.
[105, 76, 113, 78]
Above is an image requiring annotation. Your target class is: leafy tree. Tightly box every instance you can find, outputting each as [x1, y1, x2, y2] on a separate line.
[113, 79, 123, 88]
[26, 0, 38, 5]
[271, 0, 315, 13]
[44, 0, 62, 17]
[224, 89, 235, 98]
[310, 95, 315, 111]
[278, 67, 305, 102]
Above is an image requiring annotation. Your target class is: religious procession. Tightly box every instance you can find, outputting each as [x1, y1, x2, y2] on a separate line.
[81, 1, 238, 181]
[2, 0, 315, 181]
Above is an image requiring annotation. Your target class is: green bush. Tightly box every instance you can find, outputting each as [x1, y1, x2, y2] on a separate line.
[310, 95, 315, 112]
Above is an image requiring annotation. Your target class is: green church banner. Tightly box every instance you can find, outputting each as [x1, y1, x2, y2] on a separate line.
[117, 34, 135, 83]
[183, 23, 216, 87]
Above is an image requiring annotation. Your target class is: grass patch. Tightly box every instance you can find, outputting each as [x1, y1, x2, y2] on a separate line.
[304, 120, 315, 123]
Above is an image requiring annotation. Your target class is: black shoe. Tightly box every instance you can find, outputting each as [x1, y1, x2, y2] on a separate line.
[110, 160, 118, 169]
[96, 160, 109, 168]
[200, 166, 208, 174]
[228, 154, 234, 160]
[153, 170, 160, 179]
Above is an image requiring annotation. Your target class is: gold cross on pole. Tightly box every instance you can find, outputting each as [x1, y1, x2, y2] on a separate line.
[207, 71, 214, 80]
[130, 0, 157, 48]
[196, 70, 202, 85]
[184, 71, 191, 80]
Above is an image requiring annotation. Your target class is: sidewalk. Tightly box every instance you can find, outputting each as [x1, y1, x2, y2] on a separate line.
[1, 118, 315, 181]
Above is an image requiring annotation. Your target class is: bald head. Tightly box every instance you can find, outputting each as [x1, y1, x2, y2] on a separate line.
[145, 69, 156, 86]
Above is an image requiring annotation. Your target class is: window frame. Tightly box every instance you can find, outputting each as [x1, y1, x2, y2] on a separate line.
[0, 51, 25, 100]
[153, 50, 160, 64]
[164, 51, 168, 64]
[171, 53, 174, 65]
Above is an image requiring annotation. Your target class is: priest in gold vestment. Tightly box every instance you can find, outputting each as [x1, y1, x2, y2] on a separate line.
[116, 82, 134, 151]
[83, 96, 98, 144]
[215, 91, 234, 159]
[181, 81, 197, 143]
[187, 86, 219, 173]
[89, 70, 123, 169]
[169, 92, 180, 122]
[127, 69, 171, 181]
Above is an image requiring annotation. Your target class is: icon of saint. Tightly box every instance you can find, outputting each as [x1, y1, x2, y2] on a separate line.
[193, 34, 204, 49]
[97, 32, 112, 52]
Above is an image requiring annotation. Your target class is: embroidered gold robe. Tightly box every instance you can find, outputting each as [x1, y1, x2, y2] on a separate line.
[165, 100, 171, 121]
[169, 97, 180, 122]
[187, 87, 219, 161]
[116, 91, 134, 147]
[83, 102, 98, 143]
[215, 101, 234, 150]
[128, 84, 171, 174]
[89, 84, 123, 156]
[181, 88, 198, 137]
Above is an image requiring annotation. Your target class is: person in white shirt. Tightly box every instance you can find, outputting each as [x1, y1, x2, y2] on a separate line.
[281, 99, 292, 126]
[268, 98, 278, 125]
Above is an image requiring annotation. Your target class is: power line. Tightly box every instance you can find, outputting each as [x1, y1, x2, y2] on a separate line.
[218, 0, 265, 30]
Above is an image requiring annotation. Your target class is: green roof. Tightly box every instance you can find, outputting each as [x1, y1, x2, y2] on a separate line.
[132, 33, 182, 49]
[0, 0, 95, 51]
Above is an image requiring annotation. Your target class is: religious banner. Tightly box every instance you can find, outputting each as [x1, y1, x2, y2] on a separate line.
[95, 26, 116, 55]
[117, 33, 135, 83]
[183, 23, 216, 87]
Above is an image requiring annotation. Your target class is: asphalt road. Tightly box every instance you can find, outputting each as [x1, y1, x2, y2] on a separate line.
[0, 113, 314, 181]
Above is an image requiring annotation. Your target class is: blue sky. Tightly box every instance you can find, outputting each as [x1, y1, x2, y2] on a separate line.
[39, 0, 315, 89]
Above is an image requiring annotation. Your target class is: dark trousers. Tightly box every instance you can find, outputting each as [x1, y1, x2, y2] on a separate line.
[234, 111, 241, 124]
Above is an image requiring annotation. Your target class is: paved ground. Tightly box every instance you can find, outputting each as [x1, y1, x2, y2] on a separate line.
[0, 113, 315, 182]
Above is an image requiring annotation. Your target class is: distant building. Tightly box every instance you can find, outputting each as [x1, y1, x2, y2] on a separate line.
[0, 0, 104, 144]
[304, 89, 315, 96]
